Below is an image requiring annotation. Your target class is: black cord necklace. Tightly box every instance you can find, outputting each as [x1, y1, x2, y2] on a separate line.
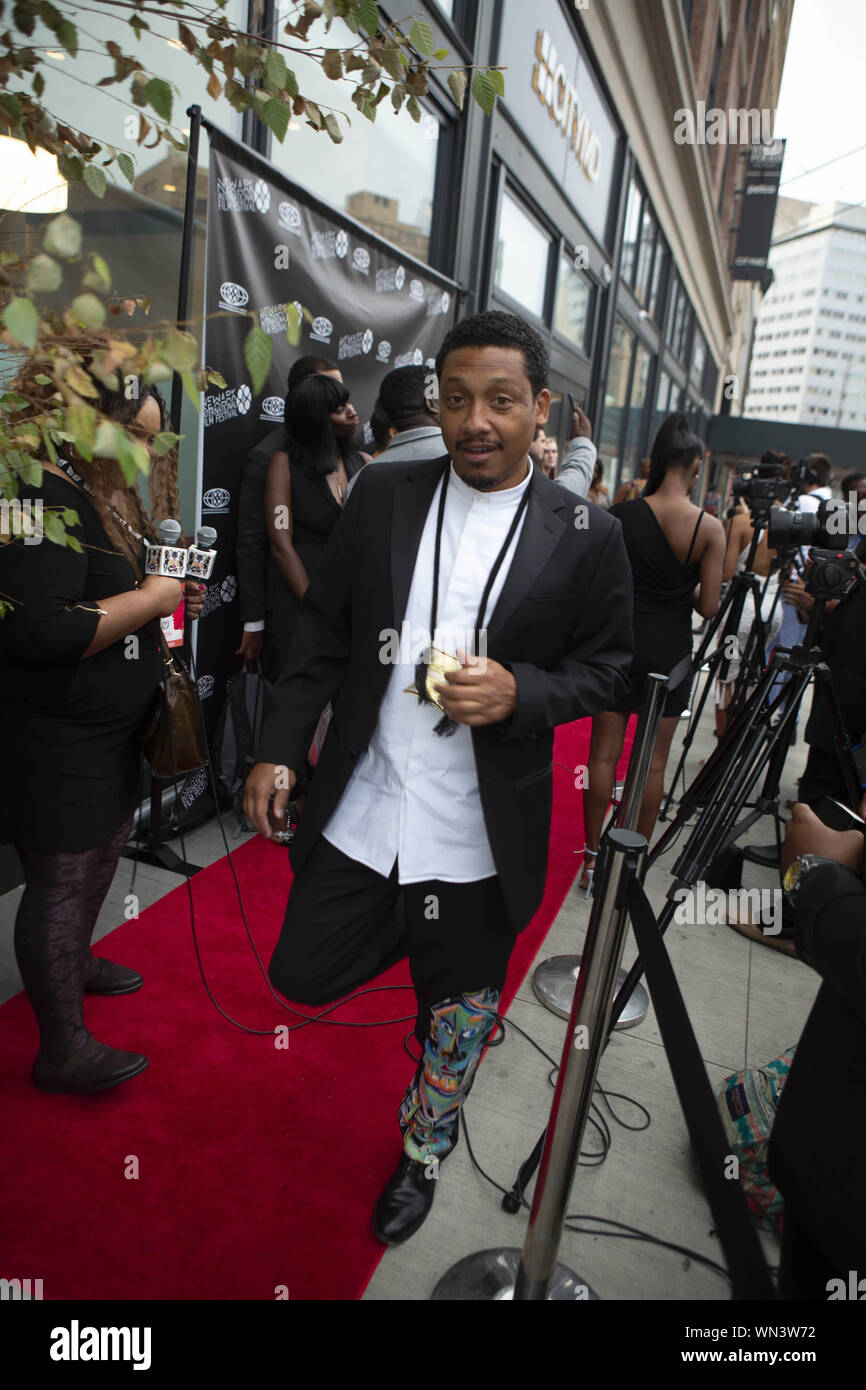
[415, 465, 531, 737]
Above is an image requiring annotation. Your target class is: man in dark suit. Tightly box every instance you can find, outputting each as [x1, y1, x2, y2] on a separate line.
[245, 310, 633, 1244]
[772, 801, 866, 1297]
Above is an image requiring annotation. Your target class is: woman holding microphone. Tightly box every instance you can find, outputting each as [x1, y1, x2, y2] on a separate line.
[0, 363, 203, 1094]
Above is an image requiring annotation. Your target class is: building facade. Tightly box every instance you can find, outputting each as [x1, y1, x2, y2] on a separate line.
[744, 198, 866, 430]
[4, 0, 796, 503]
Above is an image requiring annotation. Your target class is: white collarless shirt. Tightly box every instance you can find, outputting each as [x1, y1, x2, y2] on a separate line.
[323, 459, 532, 883]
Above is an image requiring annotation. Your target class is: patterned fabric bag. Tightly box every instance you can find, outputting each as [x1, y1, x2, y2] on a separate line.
[714, 1049, 795, 1234]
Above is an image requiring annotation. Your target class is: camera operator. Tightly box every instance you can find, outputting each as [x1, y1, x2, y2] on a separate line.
[775, 454, 833, 666]
[795, 534, 866, 810]
[769, 802, 866, 1298]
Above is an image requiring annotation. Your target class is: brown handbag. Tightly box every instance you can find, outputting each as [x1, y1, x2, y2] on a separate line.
[139, 626, 208, 777]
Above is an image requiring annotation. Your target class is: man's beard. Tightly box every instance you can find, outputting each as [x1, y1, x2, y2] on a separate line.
[463, 473, 499, 492]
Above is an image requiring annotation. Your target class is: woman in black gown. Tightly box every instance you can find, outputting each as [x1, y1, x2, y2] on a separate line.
[262, 373, 364, 681]
[579, 415, 725, 887]
[0, 367, 203, 1092]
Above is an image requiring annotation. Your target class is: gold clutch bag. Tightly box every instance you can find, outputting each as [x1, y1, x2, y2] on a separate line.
[404, 645, 462, 712]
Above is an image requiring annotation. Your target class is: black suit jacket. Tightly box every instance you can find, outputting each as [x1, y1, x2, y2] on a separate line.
[256, 455, 634, 930]
[768, 860, 866, 1272]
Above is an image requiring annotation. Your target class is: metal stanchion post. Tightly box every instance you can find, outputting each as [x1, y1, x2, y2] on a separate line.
[532, 675, 668, 1028]
[432, 830, 646, 1300]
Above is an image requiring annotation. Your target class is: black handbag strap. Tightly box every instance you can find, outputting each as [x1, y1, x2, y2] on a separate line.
[625, 878, 776, 1300]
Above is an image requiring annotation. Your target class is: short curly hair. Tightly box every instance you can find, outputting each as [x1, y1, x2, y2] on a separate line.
[435, 310, 549, 397]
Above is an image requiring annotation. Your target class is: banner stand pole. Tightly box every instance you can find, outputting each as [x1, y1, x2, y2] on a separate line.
[531, 672, 668, 1026]
[432, 830, 647, 1300]
[124, 105, 204, 879]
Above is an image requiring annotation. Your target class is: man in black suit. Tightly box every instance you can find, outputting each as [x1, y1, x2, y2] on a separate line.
[245, 311, 633, 1244]
[772, 801, 866, 1297]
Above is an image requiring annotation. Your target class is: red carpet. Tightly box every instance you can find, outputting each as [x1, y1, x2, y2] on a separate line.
[0, 717, 634, 1301]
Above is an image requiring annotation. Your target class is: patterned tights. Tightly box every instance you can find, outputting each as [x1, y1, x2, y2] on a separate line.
[13, 815, 133, 1066]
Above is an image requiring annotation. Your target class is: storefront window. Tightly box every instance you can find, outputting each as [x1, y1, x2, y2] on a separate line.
[271, 7, 442, 263]
[494, 188, 551, 320]
[622, 342, 651, 474]
[650, 235, 667, 321]
[620, 178, 642, 286]
[600, 320, 634, 481]
[634, 207, 657, 307]
[553, 255, 592, 353]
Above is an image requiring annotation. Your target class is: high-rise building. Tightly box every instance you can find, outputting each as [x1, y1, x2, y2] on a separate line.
[744, 198, 866, 429]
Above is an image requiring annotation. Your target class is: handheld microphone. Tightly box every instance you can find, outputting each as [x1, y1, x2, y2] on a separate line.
[146, 518, 188, 578]
[186, 525, 218, 580]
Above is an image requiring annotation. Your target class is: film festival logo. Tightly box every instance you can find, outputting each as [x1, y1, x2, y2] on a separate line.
[426, 289, 451, 318]
[258, 302, 298, 336]
[376, 340, 392, 364]
[218, 281, 249, 315]
[202, 486, 231, 515]
[338, 327, 374, 361]
[409, 278, 426, 303]
[395, 348, 424, 368]
[196, 674, 215, 700]
[203, 384, 252, 428]
[312, 229, 349, 261]
[352, 246, 371, 275]
[376, 265, 406, 294]
[260, 395, 285, 422]
[217, 175, 271, 213]
[309, 315, 334, 345]
[278, 200, 303, 237]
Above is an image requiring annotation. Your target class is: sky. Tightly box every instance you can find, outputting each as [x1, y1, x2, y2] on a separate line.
[774, 0, 866, 209]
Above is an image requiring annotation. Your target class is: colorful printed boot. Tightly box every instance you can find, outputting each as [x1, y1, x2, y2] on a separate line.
[372, 987, 501, 1245]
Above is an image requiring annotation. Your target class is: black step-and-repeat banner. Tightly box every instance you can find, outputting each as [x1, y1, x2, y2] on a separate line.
[194, 123, 457, 746]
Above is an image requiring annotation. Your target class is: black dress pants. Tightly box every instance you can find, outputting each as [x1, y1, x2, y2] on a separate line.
[268, 836, 517, 1043]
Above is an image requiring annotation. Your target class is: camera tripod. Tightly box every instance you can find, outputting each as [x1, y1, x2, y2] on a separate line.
[503, 579, 862, 1213]
[659, 513, 787, 823]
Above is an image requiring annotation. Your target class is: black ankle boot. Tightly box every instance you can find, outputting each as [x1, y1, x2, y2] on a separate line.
[372, 1152, 439, 1245]
[83, 956, 143, 995]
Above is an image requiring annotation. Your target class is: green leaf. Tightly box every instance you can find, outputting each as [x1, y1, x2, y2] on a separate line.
[83, 164, 107, 199]
[286, 303, 301, 347]
[0, 92, 22, 122]
[116, 429, 150, 484]
[265, 48, 287, 94]
[321, 48, 342, 80]
[489, 67, 505, 97]
[25, 254, 62, 294]
[447, 69, 467, 110]
[14, 2, 35, 36]
[433, 48, 448, 61]
[181, 371, 200, 412]
[359, 0, 378, 34]
[160, 328, 198, 373]
[243, 325, 272, 395]
[43, 213, 82, 259]
[116, 150, 135, 184]
[145, 77, 173, 123]
[32, 69, 44, 99]
[405, 95, 422, 122]
[69, 293, 106, 330]
[261, 98, 289, 141]
[149, 431, 179, 459]
[471, 69, 496, 116]
[3, 297, 39, 349]
[82, 253, 111, 294]
[409, 19, 434, 57]
[284, 68, 298, 99]
[55, 18, 77, 57]
[57, 150, 84, 183]
[323, 113, 343, 143]
[303, 100, 323, 131]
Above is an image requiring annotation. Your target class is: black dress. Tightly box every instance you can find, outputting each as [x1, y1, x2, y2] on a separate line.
[608, 497, 703, 717]
[0, 472, 163, 852]
[262, 447, 362, 682]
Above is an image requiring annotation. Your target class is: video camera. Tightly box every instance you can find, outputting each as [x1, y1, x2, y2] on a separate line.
[766, 499, 845, 552]
[728, 460, 792, 526]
